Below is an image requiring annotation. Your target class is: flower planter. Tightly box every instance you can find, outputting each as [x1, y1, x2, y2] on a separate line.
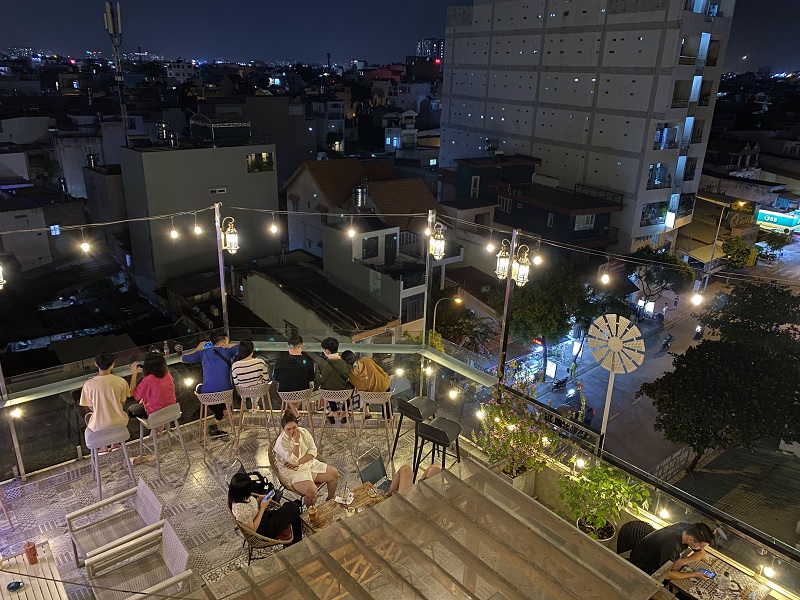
[577, 518, 617, 549]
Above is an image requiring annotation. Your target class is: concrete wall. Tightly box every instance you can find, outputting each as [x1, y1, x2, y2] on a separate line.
[0, 117, 50, 144]
[286, 169, 346, 256]
[0, 207, 51, 270]
[0, 152, 29, 179]
[119, 143, 281, 295]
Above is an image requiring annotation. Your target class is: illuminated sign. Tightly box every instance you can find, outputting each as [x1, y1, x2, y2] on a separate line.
[757, 210, 800, 230]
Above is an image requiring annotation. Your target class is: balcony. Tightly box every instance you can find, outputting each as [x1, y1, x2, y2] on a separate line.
[653, 140, 679, 151]
[2, 331, 800, 600]
[671, 98, 689, 109]
[706, 57, 719, 66]
[678, 55, 697, 66]
[646, 180, 672, 190]
[698, 94, 711, 106]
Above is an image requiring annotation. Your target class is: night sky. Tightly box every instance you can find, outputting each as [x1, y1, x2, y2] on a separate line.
[1, 0, 797, 70]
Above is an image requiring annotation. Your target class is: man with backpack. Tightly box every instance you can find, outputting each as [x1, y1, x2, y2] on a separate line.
[182, 333, 238, 436]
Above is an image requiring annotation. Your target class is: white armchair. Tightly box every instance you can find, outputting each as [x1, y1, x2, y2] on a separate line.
[67, 478, 164, 567]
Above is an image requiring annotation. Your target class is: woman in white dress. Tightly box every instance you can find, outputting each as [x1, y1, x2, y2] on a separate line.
[274, 412, 339, 507]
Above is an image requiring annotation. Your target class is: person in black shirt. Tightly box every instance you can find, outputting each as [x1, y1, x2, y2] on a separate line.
[272, 335, 317, 418]
[629, 522, 714, 580]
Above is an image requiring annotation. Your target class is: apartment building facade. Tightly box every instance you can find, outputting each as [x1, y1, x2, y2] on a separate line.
[440, 0, 736, 252]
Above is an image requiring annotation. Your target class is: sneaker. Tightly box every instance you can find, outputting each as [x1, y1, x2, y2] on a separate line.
[327, 415, 336, 425]
[208, 424, 228, 437]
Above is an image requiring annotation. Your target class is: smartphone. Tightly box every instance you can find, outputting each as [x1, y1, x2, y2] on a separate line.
[7, 582, 24, 592]
[203, 341, 213, 349]
[261, 489, 276, 503]
[698, 568, 716, 579]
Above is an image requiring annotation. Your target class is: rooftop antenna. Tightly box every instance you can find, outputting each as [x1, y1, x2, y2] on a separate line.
[104, 2, 129, 145]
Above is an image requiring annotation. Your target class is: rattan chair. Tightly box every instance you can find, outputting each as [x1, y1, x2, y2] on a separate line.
[229, 507, 292, 564]
[317, 388, 354, 447]
[194, 385, 237, 456]
[277, 388, 315, 438]
[237, 382, 276, 441]
[85, 521, 192, 600]
[268, 446, 327, 504]
[356, 391, 395, 454]
[67, 478, 164, 567]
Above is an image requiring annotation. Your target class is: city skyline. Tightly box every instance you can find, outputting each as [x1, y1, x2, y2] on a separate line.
[1, 0, 798, 70]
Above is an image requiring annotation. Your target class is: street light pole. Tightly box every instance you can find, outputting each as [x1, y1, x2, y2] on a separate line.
[214, 202, 230, 339]
[497, 228, 519, 387]
[432, 294, 463, 337]
[703, 205, 728, 292]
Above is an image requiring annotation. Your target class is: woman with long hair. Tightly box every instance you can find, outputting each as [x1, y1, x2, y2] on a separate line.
[274, 411, 339, 507]
[227, 472, 302, 546]
[231, 339, 269, 410]
[128, 353, 176, 428]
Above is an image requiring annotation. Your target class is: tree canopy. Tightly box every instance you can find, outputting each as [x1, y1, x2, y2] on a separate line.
[721, 236, 751, 269]
[760, 230, 792, 253]
[627, 245, 695, 301]
[432, 295, 495, 357]
[638, 340, 800, 471]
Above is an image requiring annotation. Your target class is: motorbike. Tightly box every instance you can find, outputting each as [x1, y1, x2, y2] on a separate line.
[551, 376, 569, 392]
[660, 334, 673, 351]
[694, 324, 704, 340]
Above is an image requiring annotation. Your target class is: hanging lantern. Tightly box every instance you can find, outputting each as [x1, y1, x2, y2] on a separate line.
[514, 247, 532, 287]
[429, 223, 446, 260]
[495, 241, 510, 280]
[222, 217, 239, 254]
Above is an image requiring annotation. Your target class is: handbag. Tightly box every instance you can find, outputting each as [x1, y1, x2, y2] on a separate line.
[236, 464, 283, 503]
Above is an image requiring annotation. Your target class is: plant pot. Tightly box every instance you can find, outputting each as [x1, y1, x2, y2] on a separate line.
[509, 468, 536, 497]
[577, 518, 616, 548]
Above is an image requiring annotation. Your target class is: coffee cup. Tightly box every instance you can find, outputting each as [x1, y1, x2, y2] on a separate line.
[23, 542, 38, 565]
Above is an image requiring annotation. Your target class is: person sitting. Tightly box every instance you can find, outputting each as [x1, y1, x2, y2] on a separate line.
[340, 350, 390, 419]
[127, 354, 177, 432]
[80, 352, 130, 453]
[228, 472, 302, 547]
[319, 337, 353, 425]
[181, 333, 238, 436]
[231, 339, 269, 411]
[274, 412, 339, 508]
[272, 335, 318, 419]
[629, 521, 714, 580]
[385, 463, 441, 497]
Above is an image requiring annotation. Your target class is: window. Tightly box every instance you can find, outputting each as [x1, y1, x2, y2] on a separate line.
[470, 176, 480, 199]
[574, 214, 596, 231]
[401, 293, 425, 323]
[547, 213, 554, 228]
[246, 152, 275, 173]
[362, 236, 379, 260]
[474, 212, 488, 226]
[497, 195, 512, 213]
[284, 320, 299, 338]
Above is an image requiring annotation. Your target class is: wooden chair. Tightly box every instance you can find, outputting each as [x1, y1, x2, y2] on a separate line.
[356, 391, 394, 454]
[277, 388, 315, 439]
[229, 508, 293, 564]
[236, 382, 276, 442]
[317, 388, 354, 447]
[268, 446, 327, 504]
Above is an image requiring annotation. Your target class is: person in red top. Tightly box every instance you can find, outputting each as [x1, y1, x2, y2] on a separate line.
[128, 353, 177, 431]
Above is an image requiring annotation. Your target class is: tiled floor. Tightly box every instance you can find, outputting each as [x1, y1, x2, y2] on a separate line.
[0, 411, 421, 600]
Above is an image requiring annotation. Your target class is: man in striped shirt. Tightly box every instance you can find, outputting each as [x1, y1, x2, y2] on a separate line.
[232, 340, 269, 410]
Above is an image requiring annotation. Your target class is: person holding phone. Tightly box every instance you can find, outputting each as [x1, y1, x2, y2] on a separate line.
[630, 522, 714, 580]
[227, 472, 302, 546]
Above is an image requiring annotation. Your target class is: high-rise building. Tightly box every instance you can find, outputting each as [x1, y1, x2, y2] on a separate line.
[440, 0, 736, 252]
[417, 38, 445, 60]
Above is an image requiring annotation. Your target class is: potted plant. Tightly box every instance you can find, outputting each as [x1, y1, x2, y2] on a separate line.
[557, 460, 650, 541]
[473, 387, 557, 493]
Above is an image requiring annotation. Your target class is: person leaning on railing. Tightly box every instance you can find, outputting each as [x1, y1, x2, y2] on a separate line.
[181, 333, 238, 436]
[340, 350, 390, 419]
[630, 522, 715, 581]
[79, 352, 129, 453]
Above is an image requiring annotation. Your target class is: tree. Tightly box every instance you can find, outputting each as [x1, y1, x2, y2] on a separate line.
[627, 245, 695, 302]
[721, 236, 752, 269]
[432, 294, 495, 357]
[694, 281, 800, 345]
[638, 340, 800, 471]
[760, 230, 792, 253]
[488, 259, 589, 371]
[570, 284, 629, 368]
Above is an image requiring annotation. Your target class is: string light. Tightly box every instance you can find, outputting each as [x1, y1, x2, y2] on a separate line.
[183, 377, 194, 387]
[448, 388, 458, 399]
[80, 228, 90, 253]
[486, 231, 495, 253]
[575, 458, 586, 469]
[193, 213, 202, 235]
[763, 566, 775, 578]
[476, 409, 485, 419]
[691, 292, 703, 306]
[169, 217, 179, 239]
[600, 257, 611, 285]
[270, 212, 278, 234]
[658, 508, 670, 519]
[348, 217, 356, 238]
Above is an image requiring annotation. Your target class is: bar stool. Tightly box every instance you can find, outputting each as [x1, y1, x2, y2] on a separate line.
[356, 391, 394, 453]
[317, 389, 354, 447]
[236, 382, 275, 441]
[135, 404, 189, 478]
[195, 385, 237, 457]
[85, 426, 135, 499]
[413, 416, 461, 482]
[278, 388, 315, 438]
[391, 395, 437, 460]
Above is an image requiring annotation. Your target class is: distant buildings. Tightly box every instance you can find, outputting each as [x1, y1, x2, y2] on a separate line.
[164, 60, 197, 84]
[416, 38, 445, 60]
[440, 0, 737, 253]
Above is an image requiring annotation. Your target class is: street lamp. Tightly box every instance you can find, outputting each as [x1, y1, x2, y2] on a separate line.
[214, 203, 241, 339]
[432, 293, 463, 335]
[221, 217, 239, 254]
[429, 222, 446, 261]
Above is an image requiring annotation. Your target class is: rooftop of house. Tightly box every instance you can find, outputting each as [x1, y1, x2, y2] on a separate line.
[284, 158, 398, 207]
[367, 177, 439, 233]
[0, 186, 81, 211]
[702, 167, 788, 189]
[498, 181, 625, 215]
[441, 197, 497, 211]
[707, 138, 761, 155]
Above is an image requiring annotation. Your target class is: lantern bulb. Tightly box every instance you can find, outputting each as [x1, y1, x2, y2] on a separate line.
[194, 225, 202, 235]
[80, 242, 90, 253]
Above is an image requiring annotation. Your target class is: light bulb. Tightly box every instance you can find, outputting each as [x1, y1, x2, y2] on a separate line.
[507, 424, 516, 431]
[80, 242, 90, 253]
[533, 254, 542, 265]
[542, 436, 550, 446]
[10, 408, 23, 419]
[575, 458, 586, 469]
[601, 273, 610, 284]
[270, 223, 278, 234]
[183, 377, 194, 387]
[395, 368, 404, 376]
[448, 388, 458, 399]
[763, 566, 775, 578]
[194, 225, 203, 235]
[493, 417, 500, 423]
[170, 228, 179, 239]
[692, 293, 703, 305]
[476, 409, 485, 420]
[486, 242, 495, 253]
[659, 508, 670, 519]
[348, 227, 356, 238]
[424, 366, 432, 376]
[424, 227, 431, 236]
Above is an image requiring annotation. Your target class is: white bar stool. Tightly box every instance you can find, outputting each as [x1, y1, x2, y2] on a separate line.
[317, 388, 354, 447]
[135, 404, 189, 478]
[194, 385, 237, 457]
[236, 382, 275, 441]
[277, 388, 315, 437]
[85, 425, 135, 499]
[356, 391, 395, 454]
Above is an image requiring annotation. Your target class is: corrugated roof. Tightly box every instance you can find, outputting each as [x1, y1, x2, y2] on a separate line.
[301, 159, 397, 208]
[367, 178, 439, 233]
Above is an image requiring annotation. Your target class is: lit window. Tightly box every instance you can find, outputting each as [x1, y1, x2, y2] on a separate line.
[246, 152, 274, 173]
[574, 214, 596, 231]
